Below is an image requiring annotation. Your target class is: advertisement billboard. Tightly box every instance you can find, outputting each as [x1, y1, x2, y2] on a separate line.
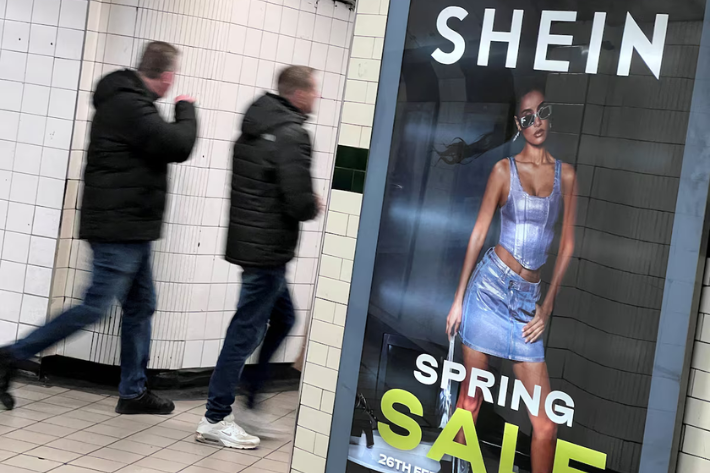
[340, 1, 708, 472]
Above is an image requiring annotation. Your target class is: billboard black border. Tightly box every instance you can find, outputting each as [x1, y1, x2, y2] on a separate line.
[325, 1, 710, 471]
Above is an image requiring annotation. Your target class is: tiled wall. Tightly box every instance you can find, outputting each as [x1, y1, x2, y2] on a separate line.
[679, 259, 710, 472]
[0, 0, 88, 348]
[33, 0, 355, 370]
[292, 0, 385, 470]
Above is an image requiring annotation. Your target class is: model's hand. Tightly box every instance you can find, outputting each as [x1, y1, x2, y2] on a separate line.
[445, 301, 462, 340]
[175, 95, 196, 104]
[523, 304, 550, 343]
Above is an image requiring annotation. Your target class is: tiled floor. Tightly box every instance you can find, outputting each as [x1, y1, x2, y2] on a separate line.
[0, 382, 297, 473]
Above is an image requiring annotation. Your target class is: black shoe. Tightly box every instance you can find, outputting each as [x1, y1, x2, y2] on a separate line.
[115, 390, 174, 415]
[0, 349, 16, 410]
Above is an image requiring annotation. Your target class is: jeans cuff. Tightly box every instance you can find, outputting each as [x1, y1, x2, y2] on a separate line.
[119, 388, 146, 400]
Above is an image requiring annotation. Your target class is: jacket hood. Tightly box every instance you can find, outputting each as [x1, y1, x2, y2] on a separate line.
[241, 93, 307, 136]
[93, 69, 159, 108]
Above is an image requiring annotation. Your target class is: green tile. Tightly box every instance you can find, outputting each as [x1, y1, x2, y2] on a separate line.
[352, 171, 366, 194]
[332, 167, 354, 192]
[335, 145, 369, 171]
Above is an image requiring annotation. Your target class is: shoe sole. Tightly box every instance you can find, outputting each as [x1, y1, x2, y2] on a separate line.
[115, 408, 175, 415]
[195, 432, 259, 450]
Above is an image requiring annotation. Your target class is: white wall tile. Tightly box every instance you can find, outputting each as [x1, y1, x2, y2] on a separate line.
[0, 290, 23, 322]
[3, 21, 31, 53]
[0, 51, 28, 82]
[56, 28, 85, 60]
[6, 0, 33, 22]
[25, 54, 54, 86]
[59, 0, 89, 30]
[29, 24, 57, 56]
[0, 80, 24, 112]
[33, 0, 62, 27]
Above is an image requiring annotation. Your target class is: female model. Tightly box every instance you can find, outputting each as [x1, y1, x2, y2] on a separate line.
[444, 88, 577, 473]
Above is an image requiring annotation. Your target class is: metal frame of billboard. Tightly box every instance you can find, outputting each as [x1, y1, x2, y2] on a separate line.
[325, 0, 710, 471]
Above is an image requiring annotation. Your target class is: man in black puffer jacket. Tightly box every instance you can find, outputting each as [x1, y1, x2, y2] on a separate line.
[0, 42, 197, 415]
[195, 66, 320, 448]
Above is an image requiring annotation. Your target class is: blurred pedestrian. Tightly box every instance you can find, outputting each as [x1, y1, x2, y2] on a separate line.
[196, 65, 321, 449]
[0, 41, 198, 415]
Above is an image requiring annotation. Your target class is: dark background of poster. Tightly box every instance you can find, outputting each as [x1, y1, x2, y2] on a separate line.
[347, 1, 706, 472]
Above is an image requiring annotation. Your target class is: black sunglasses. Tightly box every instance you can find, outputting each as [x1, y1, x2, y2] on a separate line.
[519, 104, 552, 129]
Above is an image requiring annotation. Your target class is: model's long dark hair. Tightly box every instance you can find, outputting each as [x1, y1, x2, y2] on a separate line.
[435, 76, 547, 166]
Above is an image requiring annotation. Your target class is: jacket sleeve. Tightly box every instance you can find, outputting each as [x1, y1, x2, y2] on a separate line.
[273, 125, 318, 222]
[136, 99, 198, 164]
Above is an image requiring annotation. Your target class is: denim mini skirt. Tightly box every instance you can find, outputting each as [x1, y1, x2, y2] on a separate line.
[459, 248, 544, 363]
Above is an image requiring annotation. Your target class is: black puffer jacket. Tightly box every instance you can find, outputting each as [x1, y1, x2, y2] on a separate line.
[79, 69, 197, 242]
[226, 94, 318, 267]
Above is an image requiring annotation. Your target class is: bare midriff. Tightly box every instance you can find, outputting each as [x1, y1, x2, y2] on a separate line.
[494, 245, 542, 283]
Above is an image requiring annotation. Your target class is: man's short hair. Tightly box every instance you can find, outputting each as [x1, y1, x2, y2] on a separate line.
[278, 66, 315, 97]
[138, 41, 179, 79]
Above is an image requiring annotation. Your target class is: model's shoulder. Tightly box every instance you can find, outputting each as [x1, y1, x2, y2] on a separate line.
[493, 157, 511, 174]
[560, 161, 576, 179]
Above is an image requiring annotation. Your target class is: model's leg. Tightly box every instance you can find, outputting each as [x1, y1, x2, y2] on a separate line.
[205, 267, 286, 423]
[512, 361, 557, 473]
[454, 345, 490, 443]
[247, 284, 295, 408]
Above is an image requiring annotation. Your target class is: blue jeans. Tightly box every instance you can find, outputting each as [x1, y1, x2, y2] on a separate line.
[206, 266, 296, 422]
[11, 242, 156, 399]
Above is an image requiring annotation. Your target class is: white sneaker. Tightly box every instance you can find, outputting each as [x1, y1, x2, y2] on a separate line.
[195, 415, 261, 449]
[237, 407, 291, 440]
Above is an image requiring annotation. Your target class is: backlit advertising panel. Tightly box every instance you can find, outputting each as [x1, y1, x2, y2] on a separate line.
[339, 1, 708, 472]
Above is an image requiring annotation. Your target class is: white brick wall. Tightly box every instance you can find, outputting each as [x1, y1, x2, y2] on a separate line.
[292, 0, 388, 470]
[44, 0, 356, 369]
[679, 260, 710, 471]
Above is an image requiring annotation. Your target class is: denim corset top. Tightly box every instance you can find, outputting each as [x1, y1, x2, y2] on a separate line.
[498, 157, 563, 271]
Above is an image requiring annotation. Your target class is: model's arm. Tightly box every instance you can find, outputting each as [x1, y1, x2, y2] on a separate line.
[523, 163, 578, 343]
[445, 160, 507, 338]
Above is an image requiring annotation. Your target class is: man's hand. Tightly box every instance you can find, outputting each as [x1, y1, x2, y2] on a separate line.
[175, 95, 196, 104]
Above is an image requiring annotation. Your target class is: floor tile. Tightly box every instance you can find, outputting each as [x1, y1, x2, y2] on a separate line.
[265, 450, 290, 463]
[22, 402, 74, 416]
[0, 413, 37, 428]
[3, 408, 54, 422]
[43, 396, 94, 409]
[109, 439, 163, 456]
[70, 454, 128, 472]
[25, 445, 83, 463]
[165, 440, 220, 457]
[61, 390, 108, 403]
[46, 438, 102, 455]
[3, 453, 62, 472]
[150, 446, 204, 464]
[125, 432, 177, 448]
[44, 415, 96, 430]
[252, 458, 290, 472]
[25, 421, 79, 437]
[195, 456, 248, 472]
[3, 428, 58, 445]
[89, 446, 145, 464]
[0, 384, 298, 473]
[135, 455, 189, 473]
[0, 448, 17, 461]
[64, 430, 118, 447]
[209, 449, 260, 466]
[0, 436, 37, 453]
[52, 466, 103, 473]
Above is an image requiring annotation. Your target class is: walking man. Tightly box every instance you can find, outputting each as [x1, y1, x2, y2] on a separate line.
[0, 41, 198, 414]
[195, 66, 321, 448]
